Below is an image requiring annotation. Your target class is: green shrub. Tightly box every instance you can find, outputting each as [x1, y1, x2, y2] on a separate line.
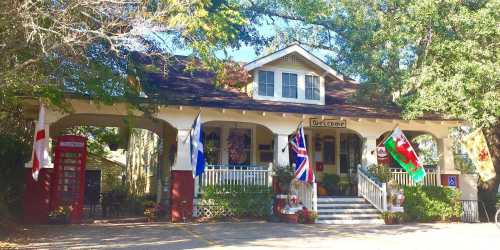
[202, 184, 272, 217]
[368, 165, 392, 183]
[403, 185, 462, 222]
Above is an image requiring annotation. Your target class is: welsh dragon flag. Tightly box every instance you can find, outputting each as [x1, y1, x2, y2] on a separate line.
[384, 127, 426, 183]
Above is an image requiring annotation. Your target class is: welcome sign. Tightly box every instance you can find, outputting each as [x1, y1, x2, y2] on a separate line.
[310, 118, 346, 128]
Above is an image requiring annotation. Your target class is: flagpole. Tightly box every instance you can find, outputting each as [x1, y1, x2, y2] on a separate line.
[281, 120, 303, 152]
[183, 111, 202, 143]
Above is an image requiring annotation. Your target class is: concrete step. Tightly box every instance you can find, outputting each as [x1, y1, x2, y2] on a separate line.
[318, 208, 379, 214]
[317, 197, 366, 203]
[317, 203, 372, 209]
[318, 213, 380, 220]
[316, 218, 384, 225]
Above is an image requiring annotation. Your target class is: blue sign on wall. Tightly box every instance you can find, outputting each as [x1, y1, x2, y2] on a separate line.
[448, 176, 457, 187]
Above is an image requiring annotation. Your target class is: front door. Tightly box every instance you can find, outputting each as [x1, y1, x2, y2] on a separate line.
[339, 133, 361, 196]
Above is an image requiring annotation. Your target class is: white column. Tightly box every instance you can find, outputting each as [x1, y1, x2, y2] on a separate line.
[437, 137, 457, 174]
[273, 133, 290, 168]
[361, 136, 378, 168]
[172, 129, 192, 171]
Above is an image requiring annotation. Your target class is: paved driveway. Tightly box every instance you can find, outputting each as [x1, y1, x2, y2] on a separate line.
[8, 221, 500, 249]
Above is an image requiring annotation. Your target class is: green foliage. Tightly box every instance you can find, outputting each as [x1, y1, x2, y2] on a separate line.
[403, 185, 462, 222]
[274, 165, 294, 193]
[0, 135, 32, 223]
[202, 184, 273, 217]
[368, 165, 392, 183]
[321, 173, 340, 195]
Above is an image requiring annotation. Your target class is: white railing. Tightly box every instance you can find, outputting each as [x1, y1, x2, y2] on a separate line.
[390, 168, 439, 186]
[290, 180, 318, 212]
[196, 163, 273, 195]
[357, 166, 387, 212]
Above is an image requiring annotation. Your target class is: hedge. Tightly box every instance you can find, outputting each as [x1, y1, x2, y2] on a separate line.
[403, 185, 462, 222]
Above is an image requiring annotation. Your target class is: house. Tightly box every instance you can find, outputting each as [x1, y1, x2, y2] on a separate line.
[24, 44, 474, 224]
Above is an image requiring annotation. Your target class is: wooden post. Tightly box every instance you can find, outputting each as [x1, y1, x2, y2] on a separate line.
[267, 163, 273, 187]
[382, 183, 388, 211]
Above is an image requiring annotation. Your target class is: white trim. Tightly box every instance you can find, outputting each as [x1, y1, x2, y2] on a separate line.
[244, 44, 345, 81]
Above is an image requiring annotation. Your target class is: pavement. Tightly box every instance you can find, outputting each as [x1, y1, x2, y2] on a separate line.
[5, 221, 500, 250]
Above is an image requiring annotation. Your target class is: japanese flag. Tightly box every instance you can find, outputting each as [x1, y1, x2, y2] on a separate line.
[31, 103, 51, 181]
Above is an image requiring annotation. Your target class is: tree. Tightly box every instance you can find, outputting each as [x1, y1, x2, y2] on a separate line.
[247, 0, 499, 218]
[0, 0, 266, 224]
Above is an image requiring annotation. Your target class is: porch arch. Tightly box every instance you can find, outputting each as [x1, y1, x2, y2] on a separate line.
[49, 113, 178, 208]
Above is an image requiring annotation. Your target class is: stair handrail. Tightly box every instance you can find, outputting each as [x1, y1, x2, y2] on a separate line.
[357, 165, 388, 212]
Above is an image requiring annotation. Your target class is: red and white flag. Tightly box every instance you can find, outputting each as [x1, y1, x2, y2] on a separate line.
[31, 103, 51, 181]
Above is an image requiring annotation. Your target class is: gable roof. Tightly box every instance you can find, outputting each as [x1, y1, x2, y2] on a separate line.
[243, 43, 346, 81]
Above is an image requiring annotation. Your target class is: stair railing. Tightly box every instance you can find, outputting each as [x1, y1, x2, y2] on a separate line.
[289, 179, 318, 212]
[357, 165, 387, 212]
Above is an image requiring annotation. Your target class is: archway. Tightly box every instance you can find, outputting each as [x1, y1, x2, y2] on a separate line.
[50, 114, 177, 219]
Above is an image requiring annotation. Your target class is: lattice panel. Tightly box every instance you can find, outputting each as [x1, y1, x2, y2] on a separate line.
[193, 199, 235, 218]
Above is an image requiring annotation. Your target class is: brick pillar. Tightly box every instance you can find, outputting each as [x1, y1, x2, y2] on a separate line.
[170, 170, 194, 222]
[23, 168, 52, 224]
[170, 128, 195, 222]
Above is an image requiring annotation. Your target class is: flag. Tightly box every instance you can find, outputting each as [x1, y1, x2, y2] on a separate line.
[290, 123, 315, 183]
[31, 103, 51, 181]
[190, 113, 205, 178]
[462, 129, 495, 181]
[383, 127, 426, 183]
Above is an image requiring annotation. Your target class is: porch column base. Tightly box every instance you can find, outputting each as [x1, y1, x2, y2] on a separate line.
[170, 170, 194, 223]
[23, 168, 52, 224]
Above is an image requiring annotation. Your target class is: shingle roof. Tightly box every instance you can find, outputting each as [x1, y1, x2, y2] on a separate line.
[134, 54, 440, 120]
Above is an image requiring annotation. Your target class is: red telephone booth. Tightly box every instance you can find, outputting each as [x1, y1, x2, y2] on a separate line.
[50, 135, 87, 223]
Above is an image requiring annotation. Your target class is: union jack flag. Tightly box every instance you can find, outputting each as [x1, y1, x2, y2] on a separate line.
[290, 123, 315, 183]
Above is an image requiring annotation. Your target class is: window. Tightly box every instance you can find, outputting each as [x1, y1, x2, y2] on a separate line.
[323, 136, 335, 164]
[228, 128, 252, 165]
[258, 71, 274, 96]
[305, 75, 320, 100]
[203, 127, 221, 165]
[282, 73, 298, 98]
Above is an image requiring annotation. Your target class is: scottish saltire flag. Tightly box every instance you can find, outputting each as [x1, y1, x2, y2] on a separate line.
[290, 123, 315, 183]
[190, 113, 205, 178]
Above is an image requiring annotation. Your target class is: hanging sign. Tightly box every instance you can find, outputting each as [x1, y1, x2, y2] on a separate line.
[310, 118, 346, 128]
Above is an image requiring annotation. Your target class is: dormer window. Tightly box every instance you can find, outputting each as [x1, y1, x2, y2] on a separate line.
[258, 70, 274, 96]
[282, 73, 298, 98]
[305, 75, 320, 100]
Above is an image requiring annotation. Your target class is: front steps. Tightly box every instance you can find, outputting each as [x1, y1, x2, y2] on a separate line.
[316, 197, 384, 225]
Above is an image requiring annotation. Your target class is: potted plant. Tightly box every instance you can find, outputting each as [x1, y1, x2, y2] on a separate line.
[48, 206, 70, 224]
[382, 212, 404, 225]
[274, 165, 294, 194]
[307, 211, 318, 224]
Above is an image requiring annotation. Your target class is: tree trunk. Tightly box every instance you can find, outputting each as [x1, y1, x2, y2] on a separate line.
[478, 123, 500, 221]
